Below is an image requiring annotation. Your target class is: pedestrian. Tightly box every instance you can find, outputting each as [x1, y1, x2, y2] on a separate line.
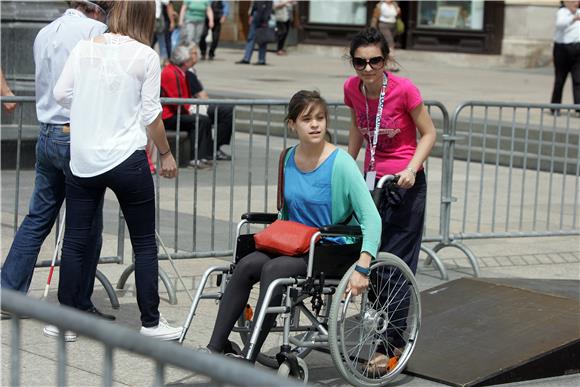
[1, 0, 115, 325]
[199, 0, 229, 60]
[550, 1, 580, 115]
[273, 0, 295, 56]
[53, 0, 182, 341]
[343, 27, 436, 374]
[186, 43, 233, 160]
[198, 90, 381, 362]
[161, 44, 214, 168]
[179, 0, 214, 47]
[236, 1, 273, 65]
[371, 0, 401, 72]
[1, 68, 17, 112]
[152, 0, 176, 63]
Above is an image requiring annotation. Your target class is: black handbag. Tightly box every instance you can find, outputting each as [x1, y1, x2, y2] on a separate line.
[255, 27, 277, 45]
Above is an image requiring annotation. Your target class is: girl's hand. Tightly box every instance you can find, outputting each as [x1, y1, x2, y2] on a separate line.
[396, 168, 416, 189]
[346, 270, 369, 296]
[160, 153, 177, 178]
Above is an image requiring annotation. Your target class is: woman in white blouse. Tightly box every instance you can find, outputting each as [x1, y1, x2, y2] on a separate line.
[550, 1, 580, 114]
[54, 0, 182, 340]
[372, 0, 401, 72]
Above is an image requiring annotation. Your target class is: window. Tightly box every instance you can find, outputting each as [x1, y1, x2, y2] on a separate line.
[417, 0, 484, 30]
[308, 0, 367, 25]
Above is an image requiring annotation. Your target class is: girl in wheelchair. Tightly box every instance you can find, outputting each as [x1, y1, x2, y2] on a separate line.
[201, 90, 382, 363]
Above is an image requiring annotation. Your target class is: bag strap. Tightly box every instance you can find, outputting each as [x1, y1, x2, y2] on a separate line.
[277, 147, 292, 211]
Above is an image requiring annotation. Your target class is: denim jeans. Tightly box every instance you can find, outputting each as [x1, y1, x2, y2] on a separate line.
[242, 19, 267, 64]
[60, 150, 160, 327]
[1, 123, 103, 310]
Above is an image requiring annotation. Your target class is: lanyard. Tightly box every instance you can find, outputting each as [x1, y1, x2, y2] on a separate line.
[363, 72, 387, 172]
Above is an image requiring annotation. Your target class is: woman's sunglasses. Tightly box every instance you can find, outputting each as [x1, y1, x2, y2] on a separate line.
[352, 56, 385, 71]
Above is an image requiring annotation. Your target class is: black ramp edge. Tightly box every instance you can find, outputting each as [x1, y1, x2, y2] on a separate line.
[405, 278, 580, 386]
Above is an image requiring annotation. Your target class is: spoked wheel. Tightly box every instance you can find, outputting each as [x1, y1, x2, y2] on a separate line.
[277, 357, 309, 384]
[237, 312, 315, 368]
[328, 253, 421, 387]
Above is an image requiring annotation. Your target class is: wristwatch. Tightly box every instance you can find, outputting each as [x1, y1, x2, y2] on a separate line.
[354, 264, 370, 277]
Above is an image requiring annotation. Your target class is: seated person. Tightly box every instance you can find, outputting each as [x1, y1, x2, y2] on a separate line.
[161, 45, 213, 168]
[200, 90, 382, 361]
[186, 43, 233, 161]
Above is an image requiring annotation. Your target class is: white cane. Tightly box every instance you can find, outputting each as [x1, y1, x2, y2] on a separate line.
[42, 209, 66, 299]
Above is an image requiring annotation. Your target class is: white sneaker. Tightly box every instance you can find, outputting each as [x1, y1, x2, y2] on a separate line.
[43, 324, 77, 342]
[140, 317, 182, 341]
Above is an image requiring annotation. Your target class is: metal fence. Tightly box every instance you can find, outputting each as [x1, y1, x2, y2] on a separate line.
[431, 101, 580, 276]
[1, 288, 305, 387]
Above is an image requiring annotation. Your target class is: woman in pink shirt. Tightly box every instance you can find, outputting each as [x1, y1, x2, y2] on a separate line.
[344, 27, 436, 375]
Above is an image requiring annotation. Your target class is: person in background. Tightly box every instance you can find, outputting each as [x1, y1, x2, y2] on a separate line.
[53, 0, 182, 341]
[161, 44, 214, 168]
[1, 68, 17, 112]
[1, 0, 115, 327]
[235, 1, 273, 65]
[153, 0, 176, 63]
[273, 0, 294, 56]
[371, 0, 401, 72]
[199, 0, 229, 60]
[550, 0, 580, 115]
[179, 0, 213, 47]
[344, 27, 436, 374]
[186, 43, 232, 160]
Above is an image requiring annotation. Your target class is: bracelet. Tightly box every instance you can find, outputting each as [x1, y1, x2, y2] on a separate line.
[354, 264, 370, 277]
[159, 148, 171, 157]
[406, 167, 417, 177]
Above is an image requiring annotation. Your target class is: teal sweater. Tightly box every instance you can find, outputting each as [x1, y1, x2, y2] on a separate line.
[280, 147, 382, 258]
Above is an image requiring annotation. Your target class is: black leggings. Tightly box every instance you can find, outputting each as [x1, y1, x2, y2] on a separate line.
[207, 251, 307, 361]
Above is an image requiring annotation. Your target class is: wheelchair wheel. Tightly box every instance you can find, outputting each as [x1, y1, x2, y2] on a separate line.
[277, 357, 309, 384]
[328, 253, 421, 387]
[237, 314, 315, 369]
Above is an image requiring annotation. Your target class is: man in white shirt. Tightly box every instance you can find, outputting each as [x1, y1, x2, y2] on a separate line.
[1, 1, 115, 326]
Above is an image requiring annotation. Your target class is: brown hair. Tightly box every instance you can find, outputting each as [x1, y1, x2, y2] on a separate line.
[107, 1, 156, 45]
[285, 90, 329, 125]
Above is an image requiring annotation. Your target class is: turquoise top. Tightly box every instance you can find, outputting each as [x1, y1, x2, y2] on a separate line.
[280, 147, 382, 258]
[184, 0, 210, 23]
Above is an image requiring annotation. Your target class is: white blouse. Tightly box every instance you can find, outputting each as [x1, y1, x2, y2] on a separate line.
[379, 2, 398, 24]
[54, 33, 162, 177]
[554, 7, 580, 44]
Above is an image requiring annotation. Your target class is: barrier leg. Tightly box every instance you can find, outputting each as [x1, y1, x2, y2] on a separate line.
[434, 241, 480, 277]
[420, 245, 448, 280]
[95, 269, 120, 309]
[116, 264, 177, 305]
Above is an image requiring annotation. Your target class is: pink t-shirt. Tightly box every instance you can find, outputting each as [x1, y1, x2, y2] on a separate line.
[343, 72, 423, 177]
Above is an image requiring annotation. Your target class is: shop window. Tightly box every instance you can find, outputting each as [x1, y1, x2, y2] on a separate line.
[417, 0, 484, 30]
[308, 0, 367, 25]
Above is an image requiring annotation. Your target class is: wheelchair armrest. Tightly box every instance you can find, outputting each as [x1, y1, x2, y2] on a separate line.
[241, 212, 278, 224]
[319, 224, 362, 236]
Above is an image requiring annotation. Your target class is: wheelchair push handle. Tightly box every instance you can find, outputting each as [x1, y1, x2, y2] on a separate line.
[376, 174, 400, 190]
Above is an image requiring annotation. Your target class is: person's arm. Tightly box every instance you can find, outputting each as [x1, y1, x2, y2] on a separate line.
[167, 2, 176, 31]
[340, 154, 382, 296]
[207, 3, 214, 28]
[556, 8, 576, 29]
[396, 103, 436, 189]
[195, 90, 210, 99]
[53, 45, 79, 109]
[0, 69, 16, 112]
[142, 54, 177, 178]
[347, 108, 365, 160]
[221, 0, 229, 24]
[147, 114, 177, 178]
[179, 3, 186, 26]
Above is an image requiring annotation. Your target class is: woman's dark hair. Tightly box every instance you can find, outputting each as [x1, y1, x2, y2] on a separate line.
[285, 90, 329, 124]
[348, 27, 390, 60]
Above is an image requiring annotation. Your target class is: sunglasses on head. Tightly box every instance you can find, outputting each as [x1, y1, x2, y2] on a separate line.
[352, 56, 385, 71]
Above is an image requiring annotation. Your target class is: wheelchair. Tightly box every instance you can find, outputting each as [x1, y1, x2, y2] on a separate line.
[179, 175, 421, 386]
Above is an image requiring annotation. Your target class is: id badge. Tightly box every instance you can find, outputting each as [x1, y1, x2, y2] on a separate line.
[366, 171, 377, 191]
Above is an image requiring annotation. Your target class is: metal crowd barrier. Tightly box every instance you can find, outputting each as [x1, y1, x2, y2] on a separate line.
[432, 101, 580, 276]
[1, 288, 305, 387]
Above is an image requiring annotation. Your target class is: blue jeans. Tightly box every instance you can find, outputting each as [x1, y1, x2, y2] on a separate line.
[242, 20, 267, 64]
[1, 123, 103, 310]
[60, 150, 159, 327]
